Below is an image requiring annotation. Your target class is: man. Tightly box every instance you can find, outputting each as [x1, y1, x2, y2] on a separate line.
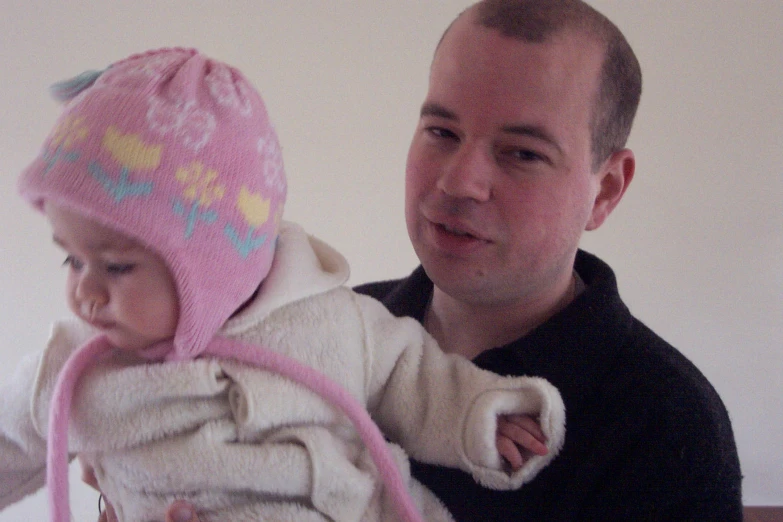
[355, 0, 743, 520]
[100, 0, 742, 520]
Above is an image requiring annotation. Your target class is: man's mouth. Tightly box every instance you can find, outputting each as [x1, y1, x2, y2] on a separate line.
[427, 219, 493, 254]
[440, 223, 475, 238]
[421, 204, 491, 247]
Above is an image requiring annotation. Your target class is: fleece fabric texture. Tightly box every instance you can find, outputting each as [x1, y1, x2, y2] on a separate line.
[355, 250, 743, 522]
[0, 222, 566, 522]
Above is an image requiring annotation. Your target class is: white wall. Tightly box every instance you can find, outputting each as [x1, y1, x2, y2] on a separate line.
[0, 1, 780, 519]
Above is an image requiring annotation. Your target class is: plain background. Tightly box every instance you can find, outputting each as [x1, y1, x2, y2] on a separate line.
[0, 1, 780, 519]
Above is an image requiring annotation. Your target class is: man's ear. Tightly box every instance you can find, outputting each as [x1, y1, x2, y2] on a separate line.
[586, 148, 635, 231]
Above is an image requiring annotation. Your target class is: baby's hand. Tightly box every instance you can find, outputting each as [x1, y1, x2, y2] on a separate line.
[496, 414, 549, 472]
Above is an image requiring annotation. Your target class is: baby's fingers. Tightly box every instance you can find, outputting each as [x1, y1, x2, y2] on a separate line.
[497, 433, 525, 471]
[498, 415, 549, 456]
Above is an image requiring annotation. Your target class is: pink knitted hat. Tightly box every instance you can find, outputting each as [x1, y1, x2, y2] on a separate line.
[19, 47, 287, 362]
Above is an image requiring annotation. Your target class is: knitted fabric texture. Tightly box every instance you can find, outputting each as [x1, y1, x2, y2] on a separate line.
[19, 47, 287, 362]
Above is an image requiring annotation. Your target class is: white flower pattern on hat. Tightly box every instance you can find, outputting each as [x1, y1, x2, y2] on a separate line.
[147, 98, 216, 151]
[206, 64, 254, 117]
[258, 132, 285, 194]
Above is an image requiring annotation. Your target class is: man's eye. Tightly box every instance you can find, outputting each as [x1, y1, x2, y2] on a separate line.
[62, 255, 83, 271]
[106, 263, 135, 275]
[427, 127, 458, 140]
[512, 149, 544, 162]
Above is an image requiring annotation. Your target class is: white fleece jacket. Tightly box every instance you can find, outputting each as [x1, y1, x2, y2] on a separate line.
[0, 222, 565, 522]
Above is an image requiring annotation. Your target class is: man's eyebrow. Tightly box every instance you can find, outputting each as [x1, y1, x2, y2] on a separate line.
[420, 102, 458, 121]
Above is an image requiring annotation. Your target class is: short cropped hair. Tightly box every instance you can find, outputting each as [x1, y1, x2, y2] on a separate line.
[473, 0, 642, 170]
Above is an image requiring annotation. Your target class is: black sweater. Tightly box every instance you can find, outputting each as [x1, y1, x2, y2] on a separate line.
[355, 250, 742, 521]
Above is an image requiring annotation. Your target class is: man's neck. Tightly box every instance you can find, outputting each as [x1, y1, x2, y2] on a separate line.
[424, 272, 578, 360]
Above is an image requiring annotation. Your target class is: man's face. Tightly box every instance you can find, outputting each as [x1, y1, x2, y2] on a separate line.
[405, 13, 609, 308]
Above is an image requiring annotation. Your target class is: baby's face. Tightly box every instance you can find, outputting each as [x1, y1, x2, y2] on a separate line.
[44, 202, 179, 352]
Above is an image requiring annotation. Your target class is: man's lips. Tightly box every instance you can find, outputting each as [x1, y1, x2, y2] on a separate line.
[438, 222, 483, 240]
[424, 211, 490, 242]
[433, 223, 480, 240]
[424, 218, 493, 255]
[419, 202, 493, 253]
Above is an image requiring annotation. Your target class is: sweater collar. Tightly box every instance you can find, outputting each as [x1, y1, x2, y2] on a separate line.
[375, 250, 634, 410]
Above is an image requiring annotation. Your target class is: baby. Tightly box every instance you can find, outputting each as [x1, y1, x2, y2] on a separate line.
[0, 48, 565, 522]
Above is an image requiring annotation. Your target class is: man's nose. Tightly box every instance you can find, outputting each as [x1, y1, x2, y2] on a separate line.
[436, 142, 493, 202]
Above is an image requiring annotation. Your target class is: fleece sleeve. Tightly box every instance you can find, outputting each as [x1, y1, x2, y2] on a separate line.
[0, 351, 48, 509]
[355, 293, 565, 490]
[0, 320, 93, 509]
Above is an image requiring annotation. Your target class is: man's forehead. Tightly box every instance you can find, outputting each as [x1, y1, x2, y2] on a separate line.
[431, 20, 603, 102]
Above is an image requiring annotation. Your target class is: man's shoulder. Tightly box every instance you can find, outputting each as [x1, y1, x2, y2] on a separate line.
[571, 252, 737, 467]
[575, 250, 729, 420]
[623, 319, 723, 407]
[616, 319, 738, 459]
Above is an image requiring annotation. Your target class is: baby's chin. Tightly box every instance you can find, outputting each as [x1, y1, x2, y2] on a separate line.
[134, 341, 175, 360]
[104, 332, 174, 360]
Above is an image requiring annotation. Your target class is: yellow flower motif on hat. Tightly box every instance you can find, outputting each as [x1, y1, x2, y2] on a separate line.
[41, 115, 89, 175]
[224, 186, 270, 258]
[173, 162, 226, 238]
[175, 162, 225, 207]
[237, 187, 270, 228]
[50, 115, 89, 149]
[102, 126, 162, 171]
